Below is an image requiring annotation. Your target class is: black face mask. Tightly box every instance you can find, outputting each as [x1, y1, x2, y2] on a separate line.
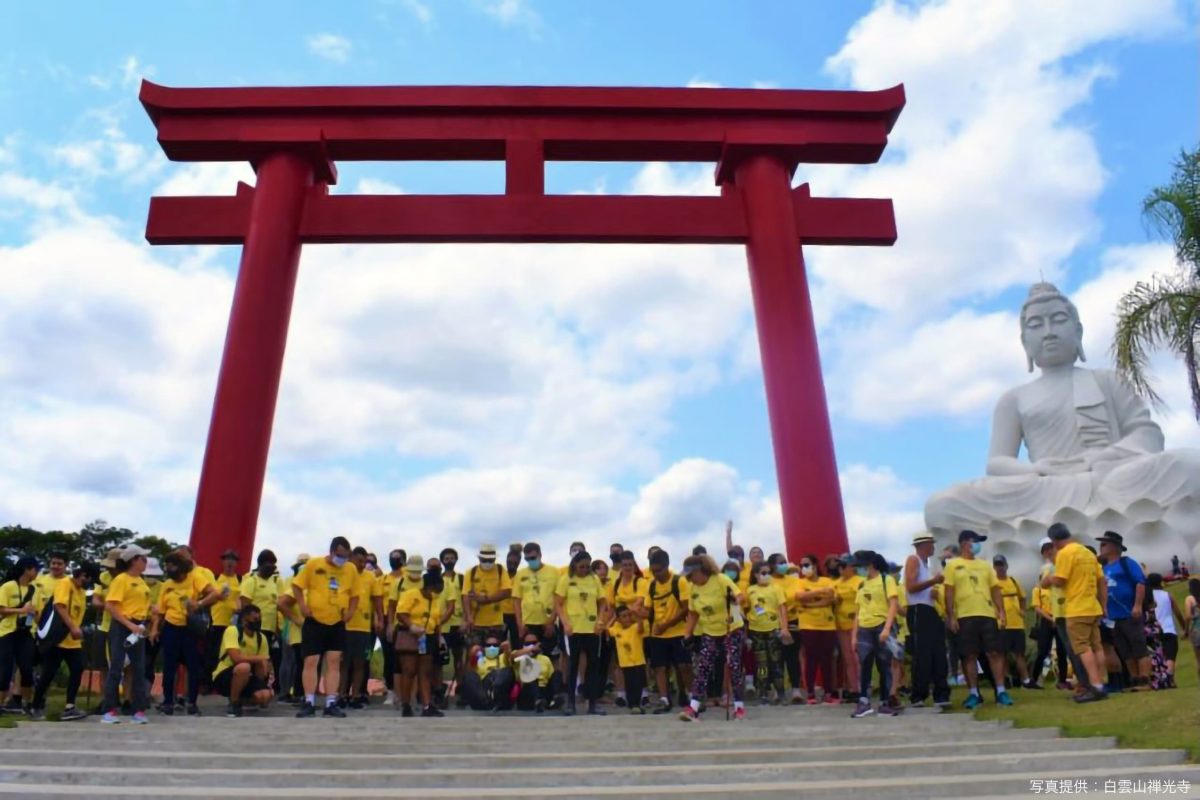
[390, 557, 404, 570]
[245, 619, 261, 632]
[442, 559, 457, 571]
[165, 567, 181, 580]
[259, 564, 277, 577]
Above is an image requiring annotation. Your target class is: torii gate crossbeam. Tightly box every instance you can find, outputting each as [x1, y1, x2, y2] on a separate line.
[139, 80, 905, 568]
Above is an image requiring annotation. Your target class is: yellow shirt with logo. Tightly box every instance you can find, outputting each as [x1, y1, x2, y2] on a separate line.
[33, 573, 58, 618]
[397, 590, 445, 634]
[0, 580, 33, 638]
[770, 573, 802, 627]
[96, 571, 114, 633]
[609, 618, 646, 668]
[646, 572, 691, 638]
[443, 572, 465, 628]
[833, 575, 864, 630]
[1054, 542, 1103, 618]
[997, 576, 1025, 630]
[795, 575, 837, 631]
[464, 565, 512, 628]
[157, 571, 212, 627]
[51, 578, 86, 650]
[380, 571, 401, 609]
[746, 582, 786, 633]
[476, 651, 509, 678]
[107, 573, 152, 622]
[856, 574, 899, 629]
[209, 573, 240, 627]
[688, 573, 741, 637]
[239, 572, 283, 634]
[293, 556, 356, 626]
[944, 557, 998, 619]
[347, 568, 380, 634]
[284, 577, 304, 646]
[512, 565, 560, 626]
[606, 574, 649, 616]
[555, 572, 603, 634]
[1032, 584, 1052, 617]
[212, 624, 269, 679]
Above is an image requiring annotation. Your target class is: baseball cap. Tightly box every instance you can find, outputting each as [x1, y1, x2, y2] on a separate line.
[958, 530, 987, 543]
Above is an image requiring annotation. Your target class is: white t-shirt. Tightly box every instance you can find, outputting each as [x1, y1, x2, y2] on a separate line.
[1152, 589, 1176, 636]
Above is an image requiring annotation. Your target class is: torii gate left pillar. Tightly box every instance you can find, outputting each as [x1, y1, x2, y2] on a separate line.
[140, 81, 905, 568]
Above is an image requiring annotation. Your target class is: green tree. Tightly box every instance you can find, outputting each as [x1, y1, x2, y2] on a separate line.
[1113, 145, 1200, 418]
[132, 534, 181, 561]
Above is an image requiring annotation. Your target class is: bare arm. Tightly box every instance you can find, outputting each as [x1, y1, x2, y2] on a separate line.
[991, 586, 1007, 628]
[905, 555, 942, 594]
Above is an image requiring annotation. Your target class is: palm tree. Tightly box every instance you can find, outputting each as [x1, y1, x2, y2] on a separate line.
[1112, 145, 1200, 419]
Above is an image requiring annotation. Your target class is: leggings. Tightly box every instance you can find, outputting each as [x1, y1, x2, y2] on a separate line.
[33, 647, 84, 709]
[781, 628, 802, 690]
[621, 665, 646, 706]
[691, 629, 745, 702]
[291, 644, 304, 697]
[0, 629, 35, 691]
[1031, 618, 1067, 682]
[748, 630, 785, 698]
[160, 623, 202, 704]
[801, 629, 837, 693]
[856, 624, 893, 701]
[566, 633, 606, 701]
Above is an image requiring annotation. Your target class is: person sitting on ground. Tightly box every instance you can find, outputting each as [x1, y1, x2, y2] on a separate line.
[850, 550, 901, 719]
[513, 630, 561, 712]
[213, 603, 274, 717]
[30, 563, 98, 721]
[608, 603, 649, 714]
[461, 633, 515, 712]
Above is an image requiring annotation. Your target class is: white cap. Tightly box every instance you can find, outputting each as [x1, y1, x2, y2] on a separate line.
[120, 545, 151, 561]
[143, 557, 164, 578]
[1039, 537, 1053, 550]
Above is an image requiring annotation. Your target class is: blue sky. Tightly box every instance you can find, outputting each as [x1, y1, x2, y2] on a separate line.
[1, 1, 1197, 564]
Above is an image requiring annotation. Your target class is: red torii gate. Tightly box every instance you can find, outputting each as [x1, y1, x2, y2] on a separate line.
[139, 80, 904, 568]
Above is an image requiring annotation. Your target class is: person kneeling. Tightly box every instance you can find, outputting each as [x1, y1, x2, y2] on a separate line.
[460, 635, 515, 712]
[513, 632, 562, 713]
[213, 604, 273, 717]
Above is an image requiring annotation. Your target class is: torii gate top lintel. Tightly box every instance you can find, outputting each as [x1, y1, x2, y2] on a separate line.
[139, 79, 904, 568]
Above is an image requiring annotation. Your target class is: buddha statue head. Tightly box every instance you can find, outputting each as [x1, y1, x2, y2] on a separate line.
[1020, 282, 1086, 372]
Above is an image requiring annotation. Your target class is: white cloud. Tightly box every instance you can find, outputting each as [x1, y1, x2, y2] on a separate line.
[306, 33, 353, 63]
[839, 464, 926, 557]
[686, 77, 722, 89]
[49, 108, 163, 184]
[403, 0, 434, 26]
[155, 162, 256, 196]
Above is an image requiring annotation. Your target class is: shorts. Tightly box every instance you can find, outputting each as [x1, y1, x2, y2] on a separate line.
[301, 619, 346, 658]
[646, 636, 690, 669]
[956, 616, 1000, 657]
[443, 628, 465, 654]
[1111, 617, 1149, 661]
[470, 626, 507, 648]
[344, 631, 374, 661]
[1161, 632, 1179, 662]
[1065, 616, 1102, 656]
[213, 667, 268, 700]
[1001, 629, 1026, 656]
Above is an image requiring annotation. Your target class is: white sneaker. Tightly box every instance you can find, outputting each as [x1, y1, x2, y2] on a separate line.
[383, 691, 396, 706]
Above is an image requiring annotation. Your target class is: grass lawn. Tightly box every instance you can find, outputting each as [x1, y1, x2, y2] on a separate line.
[951, 581, 1200, 762]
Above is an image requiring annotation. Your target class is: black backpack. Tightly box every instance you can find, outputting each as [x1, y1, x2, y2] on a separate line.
[647, 575, 682, 626]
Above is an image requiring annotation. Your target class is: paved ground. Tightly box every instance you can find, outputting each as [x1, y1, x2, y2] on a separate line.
[0, 701, 1196, 798]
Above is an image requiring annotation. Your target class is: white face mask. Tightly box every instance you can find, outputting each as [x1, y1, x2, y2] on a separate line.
[800, 564, 814, 576]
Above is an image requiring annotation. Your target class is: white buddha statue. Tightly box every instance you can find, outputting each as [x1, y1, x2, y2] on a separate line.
[924, 282, 1200, 581]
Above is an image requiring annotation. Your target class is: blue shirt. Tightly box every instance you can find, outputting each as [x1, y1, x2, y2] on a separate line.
[1102, 557, 1145, 620]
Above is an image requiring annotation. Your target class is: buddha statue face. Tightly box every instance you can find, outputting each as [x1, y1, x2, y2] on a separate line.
[1020, 285, 1085, 372]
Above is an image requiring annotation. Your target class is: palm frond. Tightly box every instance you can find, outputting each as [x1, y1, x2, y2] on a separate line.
[1142, 146, 1200, 277]
[1111, 275, 1200, 417]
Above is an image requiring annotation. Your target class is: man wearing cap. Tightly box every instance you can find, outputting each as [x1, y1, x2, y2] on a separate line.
[904, 533, 949, 707]
[101, 545, 153, 723]
[341, 547, 383, 709]
[464, 545, 512, 647]
[291, 536, 358, 718]
[512, 543, 560, 657]
[90, 547, 124, 683]
[943, 531, 1013, 708]
[993, 554, 1032, 688]
[1041, 523, 1108, 702]
[240, 550, 284, 695]
[1097, 531, 1152, 690]
[205, 549, 242, 692]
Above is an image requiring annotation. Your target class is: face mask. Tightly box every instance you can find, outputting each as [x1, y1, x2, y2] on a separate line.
[971, 542, 982, 556]
[728, 552, 743, 564]
[484, 645, 500, 659]
[390, 557, 404, 570]
[723, 569, 739, 581]
[246, 619, 261, 632]
[259, 564, 277, 577]
[332, 555, 348, 567]
[526, 558, 541, 570]
[165, 567, 181, 580]
[856, 567, 868, 578]
[443, 560, 456, 571]
[569, 548, 582, 558]
[756, 573, 771, 585]
[801, 565, 814, 576]
[774, 564, 788, 576]
[525, 642, 539, 651]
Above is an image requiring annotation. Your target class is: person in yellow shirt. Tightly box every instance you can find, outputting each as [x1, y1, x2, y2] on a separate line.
[609, 604, 649, 714]
[32, 552, 67, 623]
[1029, 537, 1066, 689]
[554, 550, 609, 716]
[90, 548, 122, 681]
[646, 550, 693, 714]
[30, 563, 97, 721]
[605, 550, 650, 708]
[395, 568, 450, 718]
[794, 553, 838, 705]
[277, 554, 310, 704]
[503, 545, 522, 646]
[340, 546, 383, 710]
[239, 549, 284, 696]
[150, 551, 218, 716]
[377, 548, 406, 706]
[850, 550, 900, 718]
[993, 554, 1032, 688]
[101, 545, 153, 724]
[944, 530, 1012, 709]
[175, 545, 216, 593]
[1041, 523, 1108, 702]
[438, 547, 469, 705]
[212, 603, 273, 717]
[291, 536, 358, 718]
[204, 549, 242, 694]
[512, 543, 560, 653]
[765, 553, 804, 702]
[831, 555, 864, 703]
[746, 561, 790, 705]
[512, 630, 560, 712]
[464, 544, 512, 646]
[0, 556, 42, 715]
[679, 554, 746, 722]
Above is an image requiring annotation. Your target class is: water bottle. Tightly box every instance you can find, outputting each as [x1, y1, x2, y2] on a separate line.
[418, 634, 428, 655]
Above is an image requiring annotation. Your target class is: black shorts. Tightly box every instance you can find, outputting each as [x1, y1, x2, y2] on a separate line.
[1111, 616, 1149, 661]
[213, 667, 268, 700]
[443, 628, 465, 654]
[344, 631, 374, 661]
[1161, 633, 1179, 662]
[646, 636, 690, 669]
[957, 616, 1000, 657]
[301, 619, 346, 658]
[1001, 629, 1026, 656]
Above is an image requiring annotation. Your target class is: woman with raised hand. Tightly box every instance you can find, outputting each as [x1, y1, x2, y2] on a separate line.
[555, 551, 609, 716]
[679, 555, 746, 722]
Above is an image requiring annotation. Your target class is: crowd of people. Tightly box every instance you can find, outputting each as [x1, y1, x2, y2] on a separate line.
[0, 522, 1197, 724]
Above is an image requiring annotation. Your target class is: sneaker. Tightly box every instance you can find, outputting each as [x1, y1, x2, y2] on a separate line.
[629, 705, 645, 715]
[157, 703, 175, 716]
[348, 698, 365, 710]
[996, 690, 1014, 707]
[963, 693, 983, 710]
[806, 696, 819, 706]
[383, 690, 396, 706]
[824, 694, 841, 705]
[934, 698, 952, 708]
[614, 695, 627, 708]
[1074, 687, 1108, 704]
[535, 700, 546, 714]
[226, 703, 243, 718]
[733, 707, 746, 721]
[28, 707, 45, 721]
[401, 704, 414, 718]
[131, 711, 148, 725]
[296, 702, 316, 718]
[1023, 680, 1044, 690]
[652, 699, 671, 715]
[186, 703, 201, 717]
[790, 689, 804, 705]
[586, 702, 606, 716]
[420, 705, 444, 717]
[908, 699, 927, 709]
[678, 706, 699, 722]
[877, 703, 899, 717]
[850, 700, 874, 719]
[59, 707, 87, 722]
[323, 704, 347, 718]
[101, 709, 121, 724]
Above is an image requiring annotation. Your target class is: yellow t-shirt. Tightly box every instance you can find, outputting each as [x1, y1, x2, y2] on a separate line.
[746, 582, 786, 633]
[1032, 584, 1052, 617]
[512, 565, 560, 626]
[464, 565, 512, 628]
[379, 571, 401, 608]
[771, 573, 803, 627]
[157, 572, 212, 627]
[388, 575, 421, 607]
[346, 569, 381, 634]
[932, 584, 946, 619]
[212, 624, 269, 679]
[0, 580, 33, 638]
[238, 572, 283, 634]
[997, 576, 1025, 630]
[944, 557, 998, 619]
[520, 653, 555, 687]
[609, 619, 646, 668]
[96, 571, 114, 633]
[856, 574, 899, 629]
[210, 573, 240, 627]
[688, 573, 741, 637]
[833, 575, 864, 630]
[646, 572, 691, 638]
[52, 578, 86, 650]
[284, 577, 304, 646]
[555, 572, 603, 634]
[1054, 542, 1103, 618]
[107, 573, 152, 622]
[475, 652, 509, 678]
[292, 556, 356, 626]
[606, 574, 649, 615]
[33, 573, 58, 618]
[795, 576, 837, 631]
[443, 572, 465, 628]
[737, 563, 754, 594]
[500, 568, 520, 616]
[397, 590, 445, 634]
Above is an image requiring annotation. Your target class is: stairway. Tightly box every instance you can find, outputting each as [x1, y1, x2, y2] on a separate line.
[0, 703, 1194, 798]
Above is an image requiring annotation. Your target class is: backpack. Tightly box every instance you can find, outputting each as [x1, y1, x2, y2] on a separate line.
[35, 586, 69, 654]
[646, 575, 682, 626]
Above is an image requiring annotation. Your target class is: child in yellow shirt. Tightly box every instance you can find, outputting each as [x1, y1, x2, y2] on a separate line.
[609, 605, 648, 714]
